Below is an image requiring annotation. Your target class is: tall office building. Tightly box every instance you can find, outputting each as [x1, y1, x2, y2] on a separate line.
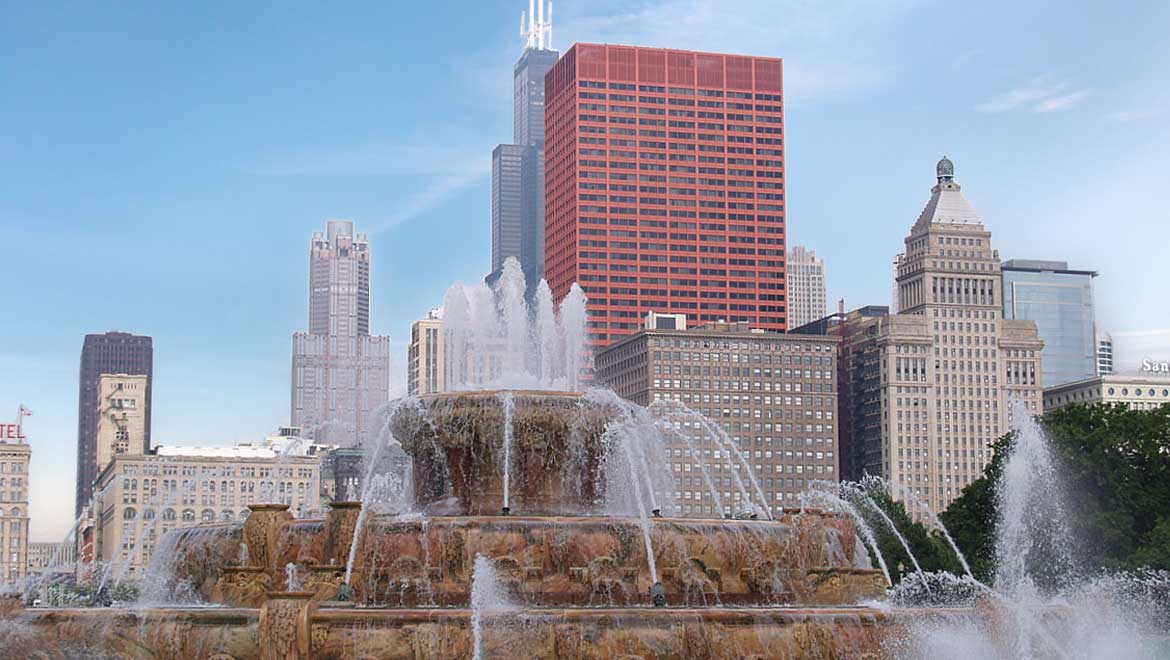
[786, 245, 826, 329]
[76, 332, 153, 516]
[407, 308, 445, 396]
[489, 1, 559, 291]
[596, 316, 839, 516]
[835, 158, 1044, 517]
[545, 44, 787, 346]
[1002, 259, 1098, 387]
[1, 417, 31, 587]
[291, 220, 391, 448]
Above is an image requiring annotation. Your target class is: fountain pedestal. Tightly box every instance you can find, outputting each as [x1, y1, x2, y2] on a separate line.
[259, 591, 316, 660]
[244, 503, 292, 572]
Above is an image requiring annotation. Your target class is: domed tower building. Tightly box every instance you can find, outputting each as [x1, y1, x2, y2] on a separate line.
[838, 158, 1044, 518]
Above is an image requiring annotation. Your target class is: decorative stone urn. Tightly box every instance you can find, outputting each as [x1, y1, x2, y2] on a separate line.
[244, 503, 293, 572]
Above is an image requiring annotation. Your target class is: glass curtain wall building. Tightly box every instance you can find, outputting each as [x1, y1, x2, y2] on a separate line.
[1001, 259, 1098, 388]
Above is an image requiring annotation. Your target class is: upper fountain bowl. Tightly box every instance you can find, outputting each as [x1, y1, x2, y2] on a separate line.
[391, 390, 619, 517]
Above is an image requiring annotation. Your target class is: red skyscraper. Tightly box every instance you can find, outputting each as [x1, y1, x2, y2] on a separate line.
[545, 44, 786, 345]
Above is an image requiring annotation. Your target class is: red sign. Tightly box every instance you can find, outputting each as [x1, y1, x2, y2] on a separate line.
[0, 424, 25, 440]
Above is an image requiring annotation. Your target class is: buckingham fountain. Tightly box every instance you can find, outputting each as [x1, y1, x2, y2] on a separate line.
[2, 259, 1166, 659]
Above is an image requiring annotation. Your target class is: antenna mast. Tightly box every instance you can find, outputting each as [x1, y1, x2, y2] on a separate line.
[520, 0, 553, 51]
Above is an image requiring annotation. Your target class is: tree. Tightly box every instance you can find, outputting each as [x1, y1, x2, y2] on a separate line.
[940, 403, 1170, 583]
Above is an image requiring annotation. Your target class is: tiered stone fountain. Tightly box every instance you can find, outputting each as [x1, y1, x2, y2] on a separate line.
[1, 391, 898, 659]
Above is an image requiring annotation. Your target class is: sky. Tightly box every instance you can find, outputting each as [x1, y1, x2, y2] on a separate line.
[2, 0, 1169, 541]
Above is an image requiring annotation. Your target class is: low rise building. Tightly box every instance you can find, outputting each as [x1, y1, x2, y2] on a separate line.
[85, 445, 321, 578]
[596, 316, 840, 517]
[26, 541, 76, 576]
[1044, 374, 1170, 412]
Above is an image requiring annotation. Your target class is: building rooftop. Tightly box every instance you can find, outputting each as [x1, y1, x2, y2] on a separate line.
[914, 157, 984, 229]
[1002, 259, 1098, 277]
[154, 445, 279, 459]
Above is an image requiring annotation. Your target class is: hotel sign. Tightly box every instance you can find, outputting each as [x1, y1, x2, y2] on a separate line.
[1142, 359, 1170, 373]
[0, 424, 26, 441]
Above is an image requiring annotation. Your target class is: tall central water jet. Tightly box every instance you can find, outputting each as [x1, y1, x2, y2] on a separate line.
[500, 391, 515, 515]
[442, 257, 589, 392]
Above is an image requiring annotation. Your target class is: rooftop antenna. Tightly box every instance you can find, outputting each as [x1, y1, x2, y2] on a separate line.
[520, 0, 553, 51]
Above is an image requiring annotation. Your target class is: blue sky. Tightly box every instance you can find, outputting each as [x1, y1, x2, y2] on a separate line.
[3, 0, 1168, 540]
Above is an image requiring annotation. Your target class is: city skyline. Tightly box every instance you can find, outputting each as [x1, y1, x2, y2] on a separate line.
[4, 0, 1170, 540]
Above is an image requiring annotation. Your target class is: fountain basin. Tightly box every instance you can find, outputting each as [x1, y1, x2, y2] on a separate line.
[1, 604, 904, 659]
[173, 508, 883, 610]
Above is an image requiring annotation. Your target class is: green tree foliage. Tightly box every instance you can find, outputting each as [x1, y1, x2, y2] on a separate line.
[862, 490, 965, 583]
[938, 434, 1013, 583]
[940, 403, 1170, 583]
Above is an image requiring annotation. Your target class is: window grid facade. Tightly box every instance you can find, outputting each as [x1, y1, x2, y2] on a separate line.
[838, 159, 1044, 519]
[596, 321, 838, 517]
[546, 44, 787, 347]
[0, 442, 31, 587]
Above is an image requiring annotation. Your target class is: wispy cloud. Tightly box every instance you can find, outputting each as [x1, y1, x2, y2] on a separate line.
[1034, 89, 1090, 113]
[252, 137, 491, 232]
[950, 48, 984, 70]
[1108, 109, 1159, 122]
[367, 168, 488, 233]
[976, 75, 1090, 113]
[557, 0, 915, 102]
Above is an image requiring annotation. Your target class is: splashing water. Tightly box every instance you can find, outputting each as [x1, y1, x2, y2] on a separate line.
[649, 400, 771, 519]
[345, 398, 420, 584]
[470, 554, 517, 660]
[866, 475, 974, 579]
[885, 403, 1169, 659]
[442, 257, 589, 391]
[800, 481, 892, 586]
[501, 392, 514, 512]
[843, 482, 923, 576]
[285, 563, 302, 592]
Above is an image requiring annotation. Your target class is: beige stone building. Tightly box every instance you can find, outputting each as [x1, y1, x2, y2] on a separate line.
[95, 374, 149, 475]
[0, 437, 31, 588]
[786, 246, 827, 330]
[836, 158, 1043, 517]
[408, 309, 445, 396]
[1044, 374, 1170, 412]
[596, 317, 840, 517]
[26, 541, 75, 576]
[85, 446, 321, 578]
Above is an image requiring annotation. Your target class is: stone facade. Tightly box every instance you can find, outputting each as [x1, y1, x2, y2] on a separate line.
[596, 319, 840, 515]
[1044, 374, 1170, 412]
[94, 373, 148, 477]
[786, 245, 827, 330]
[407, 309, 445, 395]
[83, 448, 320, 578]
[0, 440, 30, 588]
[838, 158, 1044, 517]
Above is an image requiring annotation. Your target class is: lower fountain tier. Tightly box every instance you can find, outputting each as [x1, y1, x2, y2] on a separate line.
[2, 605, 921, 659]
[217, 511, 885, 608]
